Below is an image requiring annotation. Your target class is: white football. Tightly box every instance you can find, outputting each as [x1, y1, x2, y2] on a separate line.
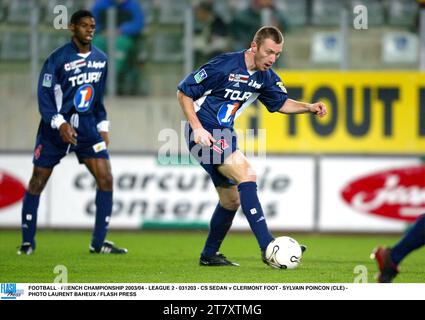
[265, 236, 302, 269]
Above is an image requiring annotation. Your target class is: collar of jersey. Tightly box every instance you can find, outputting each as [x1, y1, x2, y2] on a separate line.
[70, 38, 92, 55]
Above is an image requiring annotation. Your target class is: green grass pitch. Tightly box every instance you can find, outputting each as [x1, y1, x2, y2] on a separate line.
[0, 230, 424, 283]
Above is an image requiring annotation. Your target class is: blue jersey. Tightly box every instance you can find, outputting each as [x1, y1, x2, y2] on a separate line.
[177, 50, 288, 128]
[37, 39, 108, 131]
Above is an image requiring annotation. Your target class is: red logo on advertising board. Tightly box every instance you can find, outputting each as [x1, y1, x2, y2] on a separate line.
[341, 165, 425, 222]
[0, 170, 25, 210]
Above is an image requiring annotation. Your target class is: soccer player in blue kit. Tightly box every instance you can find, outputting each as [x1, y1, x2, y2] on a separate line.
[17, 10, 127, 255]
[177, 26, 327, 267]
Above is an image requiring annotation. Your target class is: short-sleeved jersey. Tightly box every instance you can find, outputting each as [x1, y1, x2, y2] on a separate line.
[37, 39, 108, 129]
[177, 50, 288, 128]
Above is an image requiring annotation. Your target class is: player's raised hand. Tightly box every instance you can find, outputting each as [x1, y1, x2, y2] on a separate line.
[309, 102, 327, 117]
[193, 127, 216, 147]
[59, 122, 78, 145]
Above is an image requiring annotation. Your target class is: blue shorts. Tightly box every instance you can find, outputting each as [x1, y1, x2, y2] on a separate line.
[33, 114, 109, 168]
[185, 122, 237, 187]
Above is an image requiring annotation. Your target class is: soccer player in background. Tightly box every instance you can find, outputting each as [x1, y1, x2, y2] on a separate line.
[17, 10, 127, 255]
[371, 214, 425, 282]
[177, 26, 327, 267]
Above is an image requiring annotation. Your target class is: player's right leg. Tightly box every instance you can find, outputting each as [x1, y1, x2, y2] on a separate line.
[217, 151, 307, 267]
[199, 185, 240, 266]
[18, 126, 65, 255]
[17, 166, 53, 255]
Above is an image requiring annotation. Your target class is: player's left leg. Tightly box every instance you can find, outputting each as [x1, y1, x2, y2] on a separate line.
[83, 158, 127, 254]
[200, 185, 240, 266]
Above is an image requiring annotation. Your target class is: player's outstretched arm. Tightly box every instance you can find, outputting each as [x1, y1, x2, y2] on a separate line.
[278, 99, 327, 117]
[177, 90, 216, 147]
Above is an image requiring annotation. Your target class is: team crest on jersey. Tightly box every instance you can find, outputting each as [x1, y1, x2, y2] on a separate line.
[228, 73, 249, 83]
[73, 84, 95, 113]
[194, 69, 208, 83]
[42, 74, 52, 87]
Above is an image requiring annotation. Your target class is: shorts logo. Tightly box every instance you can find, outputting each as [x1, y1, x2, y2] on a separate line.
[211, 139, 229, 154]
[194, 69, 208, 83]
[42, 74, 52, 87]
[34, 144, 42, 160]
[73, 84, 95, 113]
[93, 141, 107, 153]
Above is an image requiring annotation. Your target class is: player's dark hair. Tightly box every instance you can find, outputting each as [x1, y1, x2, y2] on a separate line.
[70, 10, 94, 25]
[253, 26, 284, 47]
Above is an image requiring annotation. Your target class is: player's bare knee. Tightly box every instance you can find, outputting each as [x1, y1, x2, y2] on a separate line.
[221, 198, 240, 211]
[239, 169, 257, 184]
[97, 173, 113, 191]
[28, 176, 47, 194]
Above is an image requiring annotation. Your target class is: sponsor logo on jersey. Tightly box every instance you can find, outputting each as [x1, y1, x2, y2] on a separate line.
[42, 74, 52, 87]
[223, 89, 253, 101]
[64, 58, 87, 72]
[68, 72, 102, 87]
[194, 69, 208, 83]
[248, 79, 263, 89]
[73, 84, 95, 112]
[228, 73, 249, 83]
[217, 102, 240, 127]
[87, 61, 106, 69]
